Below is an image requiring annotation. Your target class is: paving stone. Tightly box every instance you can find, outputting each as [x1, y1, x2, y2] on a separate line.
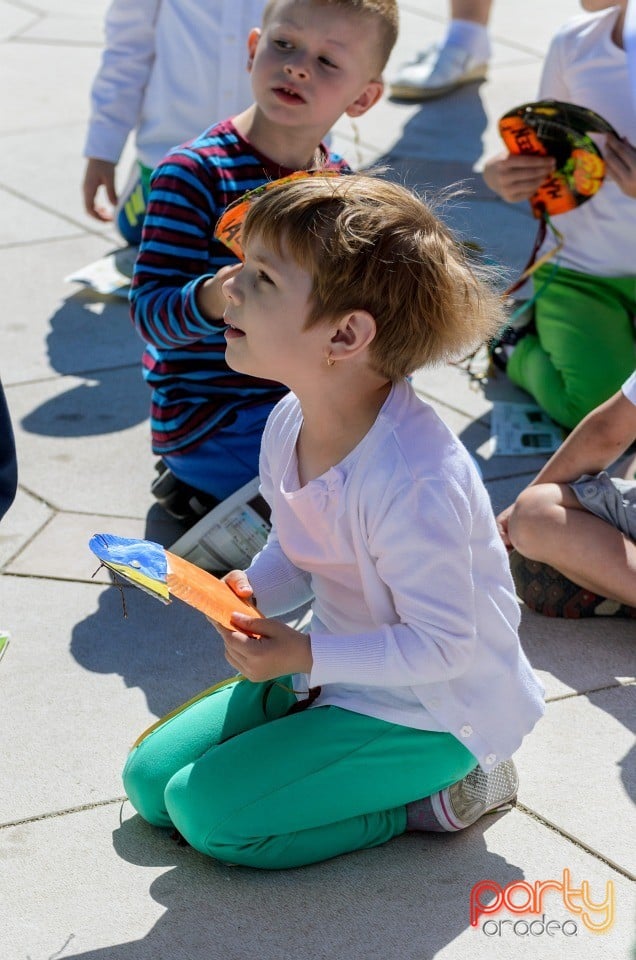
[0, 237, 137, 386]
[0, 0, 39, 41]
[1, 803, 633, 960]
[7, 372, 155, 516]
[515, 685, 636, 877]
[0, 576, 229, 822]
[0, 486, 52, 569]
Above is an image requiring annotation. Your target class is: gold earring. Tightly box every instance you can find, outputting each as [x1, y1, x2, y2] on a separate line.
[326, 355, 335, 367]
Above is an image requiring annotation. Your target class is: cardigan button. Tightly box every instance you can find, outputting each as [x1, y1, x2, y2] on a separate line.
[485, 753, 497, 765]
[460, 724, 473, 738]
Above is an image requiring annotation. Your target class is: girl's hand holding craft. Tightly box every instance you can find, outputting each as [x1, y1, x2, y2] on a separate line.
[210, 569, 313, 681]
[218, 613, 313, 682]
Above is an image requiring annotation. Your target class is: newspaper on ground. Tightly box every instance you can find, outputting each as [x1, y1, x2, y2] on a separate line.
[490, 401, 564, 456]
[169, 477, 272, 573]
[65, 246, 137, 298]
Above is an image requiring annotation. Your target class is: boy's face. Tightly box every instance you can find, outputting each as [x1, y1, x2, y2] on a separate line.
[222, 233, 329, 386]
[247, 0, 384, 135]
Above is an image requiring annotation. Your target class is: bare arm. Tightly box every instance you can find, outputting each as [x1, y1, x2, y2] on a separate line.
[529, 389, 636, 485]
[497, 387, 636, 547]
[604, 133, 636, 199]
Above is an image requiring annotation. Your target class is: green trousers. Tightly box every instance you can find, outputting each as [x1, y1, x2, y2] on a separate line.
[508, 265, 636, 429]
[123, 677, 476, 870]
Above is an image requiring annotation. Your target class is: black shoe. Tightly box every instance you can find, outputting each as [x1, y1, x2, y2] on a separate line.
[488, 307, 536, 372]
[151, 460, 219, 526]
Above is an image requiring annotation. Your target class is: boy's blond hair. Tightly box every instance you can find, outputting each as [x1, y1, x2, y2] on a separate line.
[262, 0, 399, 74]
[243, 174, 506, 381]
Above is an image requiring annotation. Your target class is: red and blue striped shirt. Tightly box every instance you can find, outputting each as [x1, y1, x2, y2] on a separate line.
[130, 118, 350, 455]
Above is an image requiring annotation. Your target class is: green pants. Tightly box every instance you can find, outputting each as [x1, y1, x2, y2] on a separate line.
[123, 677, 476, 870]
[508, 265, 636, 429]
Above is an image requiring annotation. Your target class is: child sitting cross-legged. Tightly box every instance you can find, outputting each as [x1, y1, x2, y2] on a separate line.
[123, 173, 545, 870]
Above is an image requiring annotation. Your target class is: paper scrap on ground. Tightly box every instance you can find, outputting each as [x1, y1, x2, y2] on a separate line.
[490, 402, 564, 456]
[65, 246, 137, 298]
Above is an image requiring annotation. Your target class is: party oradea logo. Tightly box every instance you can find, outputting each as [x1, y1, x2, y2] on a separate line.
[470, 869, 615, 937]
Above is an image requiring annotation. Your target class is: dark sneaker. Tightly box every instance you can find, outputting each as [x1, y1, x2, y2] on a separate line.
[488, 310, 535, 372]
[510, 550, 636, 618]
[150, 459, 219, 525]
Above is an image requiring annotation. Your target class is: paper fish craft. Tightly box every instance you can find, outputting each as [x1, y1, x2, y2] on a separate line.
[499, 99, 618, 218]
[89, 533, 259, 630]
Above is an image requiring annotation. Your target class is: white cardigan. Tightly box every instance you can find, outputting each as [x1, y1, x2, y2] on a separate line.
[247, 382, 545, 769]
[84, 0, 264, 169]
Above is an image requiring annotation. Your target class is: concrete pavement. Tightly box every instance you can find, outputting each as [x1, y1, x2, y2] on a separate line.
[0, 1, 634, 957]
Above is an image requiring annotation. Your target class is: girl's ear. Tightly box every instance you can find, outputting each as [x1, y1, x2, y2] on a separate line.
[345, 79, 384, 118]
[329, 309, 377, 359]
[247, 28, 261, 70]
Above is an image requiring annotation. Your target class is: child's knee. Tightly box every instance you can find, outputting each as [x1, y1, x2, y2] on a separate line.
[122, 747, 173, 828]
[508, 486, 557, 556]
[164, 766, 264, 866]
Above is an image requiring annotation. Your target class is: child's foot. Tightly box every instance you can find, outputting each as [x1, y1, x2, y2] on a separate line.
[150, 459, 219, 525]
[406, 759, 518, 832]
[389, 43, 488, 101]
[432, 759, 518, 831]
[510, 550, 636, 618]
[488, 313, 535, 372]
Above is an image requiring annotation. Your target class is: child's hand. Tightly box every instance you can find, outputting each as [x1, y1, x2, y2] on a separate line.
[604, 134, 636, 198]
[223, 568, 255, 603]
[483, 152, 556, 203]
[196, 263, 242, 321]
[218, 613, 313, 682]
[83, 158, 117, 221]
[496, 504, 515, 551]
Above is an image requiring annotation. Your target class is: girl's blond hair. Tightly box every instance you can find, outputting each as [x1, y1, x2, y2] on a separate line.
[243, 173, 505, 382]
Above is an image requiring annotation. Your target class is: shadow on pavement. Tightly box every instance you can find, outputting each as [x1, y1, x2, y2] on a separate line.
[20, 290, 148, 437]
[57, 810, 525, 960]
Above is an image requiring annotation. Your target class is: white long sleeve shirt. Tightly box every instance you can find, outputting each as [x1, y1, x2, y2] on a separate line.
[247, 382, 545, 770]
[537, 6, 636, 276]
[84, 0, 264, 169]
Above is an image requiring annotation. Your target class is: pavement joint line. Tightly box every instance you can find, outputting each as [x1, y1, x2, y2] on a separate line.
[0, 233, 93, 251]
[9, 797, 632, 882]
[4, 363, 141, 391]
[0, 796, 128, 832]
[546, 680, 636, 703]
[0, 182, 104, 235]
[515, 801, 636, 882]
[9, 37, 104, 49]
[5, 0, 45, 15]
[0, 509, 59, 570]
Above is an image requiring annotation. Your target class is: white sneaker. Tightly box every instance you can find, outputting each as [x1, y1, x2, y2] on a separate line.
[431, 759, 518, 831]
[390, 43, 488, 101]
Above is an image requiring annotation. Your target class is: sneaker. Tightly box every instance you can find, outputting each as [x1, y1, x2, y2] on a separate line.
[510, 550, 636, 619]
[150, 459, 219, 525]
[431, 759, 518, 831]
[390, 43, 488, 101]
[488, 311, 535, 372]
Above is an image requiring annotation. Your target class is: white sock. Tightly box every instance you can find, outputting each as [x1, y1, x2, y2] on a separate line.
[443, 19, 491, 62]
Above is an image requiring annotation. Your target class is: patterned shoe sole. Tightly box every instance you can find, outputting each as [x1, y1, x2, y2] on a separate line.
[509, 551, 636, 618]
